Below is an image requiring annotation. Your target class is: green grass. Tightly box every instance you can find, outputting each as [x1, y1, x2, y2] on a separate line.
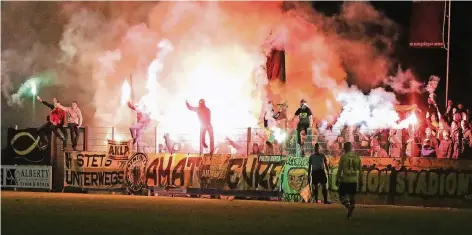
[2, 191, 472, 235]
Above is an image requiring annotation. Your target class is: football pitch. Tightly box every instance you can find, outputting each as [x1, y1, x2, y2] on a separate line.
[2, 191, 472, 235]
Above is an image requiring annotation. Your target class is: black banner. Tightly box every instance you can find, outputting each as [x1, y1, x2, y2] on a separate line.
[3, 128, 51, 165]
[409, 1, 446, 48]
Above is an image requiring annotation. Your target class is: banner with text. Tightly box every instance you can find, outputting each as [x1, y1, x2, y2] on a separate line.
[60, 150, 472, 208]
[197, 154, 231, 189]
[144, 153, 201, 190]
[143, 154, 285, 193]
[64, 151, 127, 189]
[1, 165, 52, 189]
[106, 140, 132, 161]
[327, 157, 472, 208]
[222, 155, 284, 192]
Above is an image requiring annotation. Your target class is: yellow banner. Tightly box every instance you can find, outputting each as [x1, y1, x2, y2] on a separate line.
[64, 151, 127, 189]
[106, 140, 132, 161]
[144, 153, 202, 189]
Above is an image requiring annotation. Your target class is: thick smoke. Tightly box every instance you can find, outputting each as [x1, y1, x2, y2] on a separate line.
[335, 2, 399, 90]
[320, 86, 401, 142]
[1, 44, 56, 107]
[383, 66, 423, 94]
[262, 1, 402, 124]
[2, 2, 424, 146]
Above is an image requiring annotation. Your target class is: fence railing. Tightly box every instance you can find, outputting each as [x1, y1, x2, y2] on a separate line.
[74, 126, 430, 158]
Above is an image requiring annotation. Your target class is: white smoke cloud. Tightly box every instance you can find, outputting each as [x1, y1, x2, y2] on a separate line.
[10, 78, 38, 107]
[384, 66, 423, 94]
[1, 43, 55, 107]
[97, 50, 122, 79]
[322, 86, 400, 141]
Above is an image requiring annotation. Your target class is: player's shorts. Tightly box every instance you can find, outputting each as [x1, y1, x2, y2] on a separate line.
[311, 169, 327, 185]
[338, 183, 358, 196]
[297, 124, 309, 131]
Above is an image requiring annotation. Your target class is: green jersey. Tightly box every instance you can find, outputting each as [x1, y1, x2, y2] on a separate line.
[337, 152, 362, 183]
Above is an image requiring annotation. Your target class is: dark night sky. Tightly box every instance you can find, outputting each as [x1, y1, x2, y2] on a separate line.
[313, 1, 472, 110]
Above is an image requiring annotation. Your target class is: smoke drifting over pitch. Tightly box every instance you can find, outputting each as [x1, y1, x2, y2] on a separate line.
[2, 2, 432, 141]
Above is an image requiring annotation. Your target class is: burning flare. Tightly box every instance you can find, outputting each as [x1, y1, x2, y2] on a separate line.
[120, 80, 131, 105]
[271, 127, 287, 143]
[114, 134, 125, 142]
[30, 80, 37, 96]
[397, 112, 418, 129]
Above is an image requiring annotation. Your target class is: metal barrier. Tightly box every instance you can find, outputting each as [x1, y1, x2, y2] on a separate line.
[85, 126, 157, 153]
[76, 126, 427, 158]
[0, 125, 426, 158]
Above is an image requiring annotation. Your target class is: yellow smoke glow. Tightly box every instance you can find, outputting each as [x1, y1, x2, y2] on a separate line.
[133, 46, 263, 150]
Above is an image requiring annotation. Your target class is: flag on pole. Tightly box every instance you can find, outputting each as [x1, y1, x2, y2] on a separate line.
[264, 31, 286, 83]
[409, 1, 446, 48]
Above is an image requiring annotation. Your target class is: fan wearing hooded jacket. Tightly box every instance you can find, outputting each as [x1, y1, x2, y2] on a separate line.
[186, 99, 214, 154]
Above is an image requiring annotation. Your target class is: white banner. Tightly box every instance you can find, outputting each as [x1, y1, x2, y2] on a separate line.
[1, 165, 52, 189]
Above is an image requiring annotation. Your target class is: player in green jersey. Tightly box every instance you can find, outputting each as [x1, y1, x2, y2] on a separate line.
[335, 142, 363, 219]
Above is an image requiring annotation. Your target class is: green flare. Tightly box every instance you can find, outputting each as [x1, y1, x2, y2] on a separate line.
[30, 80, 37, 95]
[24, 70, 57, 97]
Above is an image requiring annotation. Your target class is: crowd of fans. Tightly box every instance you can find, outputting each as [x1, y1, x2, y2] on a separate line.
[155, 98, 471, 160]
[260, 99, 472, 160]
[417, 99, 471, 159]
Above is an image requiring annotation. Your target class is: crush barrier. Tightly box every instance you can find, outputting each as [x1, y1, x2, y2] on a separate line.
[76, 126, 430, 157]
